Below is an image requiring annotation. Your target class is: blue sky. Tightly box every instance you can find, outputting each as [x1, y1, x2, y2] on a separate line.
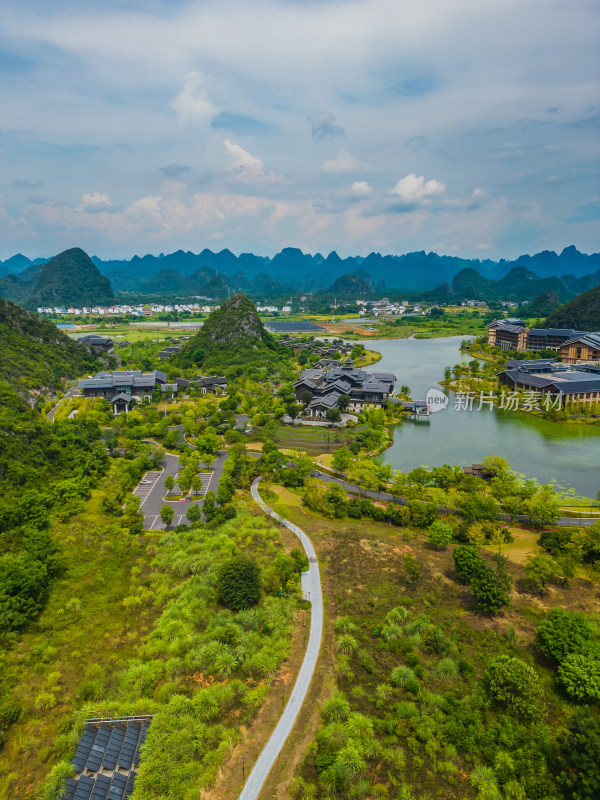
[1, 0, 599, 260]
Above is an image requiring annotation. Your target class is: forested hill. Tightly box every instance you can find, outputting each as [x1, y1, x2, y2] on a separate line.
[175, 293, 284, 373]
[0, 298, 100, 396]
[0, 247, 114, 309]
[544, 285, 600, 330]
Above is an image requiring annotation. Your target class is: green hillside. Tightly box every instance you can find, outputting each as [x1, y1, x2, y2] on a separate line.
[0, 298, 100, 395]
[452, 266, 572, 303]
[545, 284, 600, 329]
[518, 290, 562, 319]
[175, 292, 285, 373]
[27, 247, 114, 308]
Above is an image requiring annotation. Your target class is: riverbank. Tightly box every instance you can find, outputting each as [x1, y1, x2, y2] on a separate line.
[362, 336, 600, 498]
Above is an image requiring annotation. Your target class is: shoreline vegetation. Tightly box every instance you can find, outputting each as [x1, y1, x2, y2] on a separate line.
[438, 336, 600, 426]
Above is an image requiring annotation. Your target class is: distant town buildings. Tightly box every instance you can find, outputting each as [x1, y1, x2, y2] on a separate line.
[356, 299, 408, 316]
[38, 302, 214, 316]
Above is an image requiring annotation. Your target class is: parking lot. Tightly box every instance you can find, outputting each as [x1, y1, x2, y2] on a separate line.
[132, 471, 161, 506]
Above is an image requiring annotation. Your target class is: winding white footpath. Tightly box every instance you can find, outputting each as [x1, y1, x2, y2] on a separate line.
[240, 478, 323, 800]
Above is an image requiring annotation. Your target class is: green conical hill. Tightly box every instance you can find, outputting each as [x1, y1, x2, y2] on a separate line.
[176, 293, 282, 372]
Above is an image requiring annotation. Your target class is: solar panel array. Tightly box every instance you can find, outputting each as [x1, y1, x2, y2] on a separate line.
[61, 719, 150, 800]
[265, 320, 326, 332]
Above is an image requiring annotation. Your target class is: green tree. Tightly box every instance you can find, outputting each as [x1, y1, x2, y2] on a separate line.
[555, 711, 600, 800]
[524, 552, 559, 593]
[326, 407, 342, 423]
[453, 545, 482, 583]
[536, 609, 594, 664]
[217, 555, 262, 611]
[178, 472, 191, 496]
[191, 475, 203, 496]
[427, 520, 453, 550]
[402, 554, 422, 589]
[526, 485, 561, 526]
[332, 447, 352, 474]
[558, 654, 600, 701]
[164, 475, 175, 495]
[483, 655, 543, 720]
[159, 504, 174, 529]
[186, 503, 202, 526]
[470, 554, 512, 614]
[203, 491, 216, 521]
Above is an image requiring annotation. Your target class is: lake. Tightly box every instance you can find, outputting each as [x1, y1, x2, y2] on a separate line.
[359, 337, 600, 498]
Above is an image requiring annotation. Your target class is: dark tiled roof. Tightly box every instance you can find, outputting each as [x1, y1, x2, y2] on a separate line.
[500, 370, 556, 388]
[110, 393, 135, 403]
[550, 379, 600, 394]
[309, 392, 341, 409]
[563, 332, 600, 349]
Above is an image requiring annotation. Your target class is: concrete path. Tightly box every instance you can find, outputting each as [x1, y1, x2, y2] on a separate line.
[46, 386, 80, 422]
[239, 478, 323, 800]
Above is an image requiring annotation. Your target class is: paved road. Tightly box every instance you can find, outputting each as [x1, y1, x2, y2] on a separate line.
[239, 478, 323, 800]
[311, 467, 598, 528]
[137, 450, 228, 530]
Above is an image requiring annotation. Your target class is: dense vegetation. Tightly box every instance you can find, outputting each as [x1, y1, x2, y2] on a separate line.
[258, 481, 600, 800]
[545, 284, 600, 330]
[0, 298, 101, 395]
[0, 248, 114, 309]
[175, 293, 289, 375]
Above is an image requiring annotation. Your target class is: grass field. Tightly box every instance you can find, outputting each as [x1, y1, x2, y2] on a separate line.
[265, 485, 599, 800]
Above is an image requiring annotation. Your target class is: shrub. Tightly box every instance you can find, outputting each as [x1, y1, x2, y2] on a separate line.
[322, 690, 351, 723]
[217, 555, 262, 612]
[337, 634, 358, 655]
[390, 665, 420, 694]
[34, 690, 57, 711]
[0, 698, 22, 725]
[453, 545, 482, 584]
[427, 520, 453, 550]
[558, 654, 600, 701]
[536, 608, 594, 664]
[470, 555, 512, 614]
[483, 656, 543, 720]
[555, 711, 600, 800]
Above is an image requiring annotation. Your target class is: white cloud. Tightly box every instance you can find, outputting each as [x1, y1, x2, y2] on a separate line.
[390, 173, 446, 205]
[322, 149, 363, 174]
[169, 71, 218, 125]
[78, 192, 112, 211]
[347, 181, 373, 199]
[223, 139, 287, 184]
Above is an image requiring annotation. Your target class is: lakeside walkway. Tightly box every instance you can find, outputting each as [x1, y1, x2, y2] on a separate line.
[239, 478, 323, 800]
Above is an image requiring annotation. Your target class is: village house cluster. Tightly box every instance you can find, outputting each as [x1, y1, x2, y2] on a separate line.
[37, 302, 218, 316]
[355, 299, 411, 316]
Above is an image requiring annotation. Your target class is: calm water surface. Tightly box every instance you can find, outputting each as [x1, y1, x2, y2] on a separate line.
[357, 337, 600, 497]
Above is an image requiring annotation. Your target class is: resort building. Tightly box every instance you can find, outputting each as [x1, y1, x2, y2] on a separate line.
[488, 320, 600, 358]
[559, 332, 600, 364]
[497, 360, 600, 405]
[294, 361, 396, 417]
